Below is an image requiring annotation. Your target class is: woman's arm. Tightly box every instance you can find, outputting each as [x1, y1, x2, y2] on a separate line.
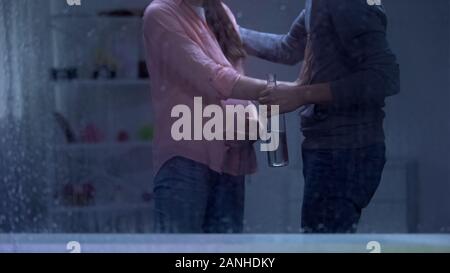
[144, 7, 267, 101]
[230, 76, 267, 100]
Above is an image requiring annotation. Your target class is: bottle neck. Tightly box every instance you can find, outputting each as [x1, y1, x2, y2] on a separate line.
[267, 74, 277, 87]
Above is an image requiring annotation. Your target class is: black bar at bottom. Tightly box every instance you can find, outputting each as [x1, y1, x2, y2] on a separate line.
[1, 253, 448, 272]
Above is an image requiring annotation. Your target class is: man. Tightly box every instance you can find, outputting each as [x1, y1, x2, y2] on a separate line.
[240, 0, 400, 233]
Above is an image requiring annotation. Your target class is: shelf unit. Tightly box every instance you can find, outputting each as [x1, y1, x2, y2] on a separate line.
[56, 142, 152, 151]
[49, 11, 154, 233]
[52, 79, 150, 88]
[52, 203, 153, 214]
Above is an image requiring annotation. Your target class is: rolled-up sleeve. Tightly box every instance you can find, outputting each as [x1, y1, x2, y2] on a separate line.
[211, 65, 241, 99]
[327, 0, 400, 109]
[240, 10, 307, 65]
[143, 7, 241, 100]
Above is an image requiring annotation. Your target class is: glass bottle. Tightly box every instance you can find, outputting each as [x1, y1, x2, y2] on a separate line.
[266, 74, 289, 168]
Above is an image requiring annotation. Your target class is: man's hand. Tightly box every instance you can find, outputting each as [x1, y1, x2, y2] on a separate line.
[259, 82, 306, 114]
[259, 82, 333, 114]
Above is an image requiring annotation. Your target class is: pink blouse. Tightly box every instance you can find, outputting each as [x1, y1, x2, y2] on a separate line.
[143, 0, 257, 177]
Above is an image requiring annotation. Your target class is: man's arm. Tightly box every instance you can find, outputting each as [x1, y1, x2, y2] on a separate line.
[327, 0, 400, 109]
[258, 0, 400, 114]
[239, 10, 307, 65]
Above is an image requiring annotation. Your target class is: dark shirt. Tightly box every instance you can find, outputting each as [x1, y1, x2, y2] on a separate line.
[240, 0, 400, 149]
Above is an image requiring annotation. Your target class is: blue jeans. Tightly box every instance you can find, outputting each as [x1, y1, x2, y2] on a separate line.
[301, 143, 386, 233]
[153, 157, 245, 233]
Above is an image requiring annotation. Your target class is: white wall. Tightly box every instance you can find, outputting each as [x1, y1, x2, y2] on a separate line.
[382, 0, 450, 232]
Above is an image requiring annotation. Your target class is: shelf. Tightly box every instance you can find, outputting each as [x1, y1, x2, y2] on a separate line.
[52, 79, 150, 88]
[56, 142, 152, 152]
[50, 203, 153, 214]
[52, 14, 142, 22]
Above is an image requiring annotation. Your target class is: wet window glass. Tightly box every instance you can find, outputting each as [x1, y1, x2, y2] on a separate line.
[0, 0, 449, 253]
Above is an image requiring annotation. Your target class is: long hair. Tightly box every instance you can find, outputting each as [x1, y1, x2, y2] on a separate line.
[203, 0, 246, 64]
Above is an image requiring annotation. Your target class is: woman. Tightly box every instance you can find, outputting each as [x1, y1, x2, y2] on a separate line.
[143, 0, 272, 233]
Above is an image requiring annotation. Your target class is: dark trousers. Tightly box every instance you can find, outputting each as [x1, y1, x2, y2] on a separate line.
[301, 143, 386, 233]
[153, 157, 245, 233]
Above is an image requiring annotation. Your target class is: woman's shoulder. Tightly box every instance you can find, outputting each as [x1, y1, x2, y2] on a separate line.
[144, 1, 170, 18]
[144, 0, 182, 22]
[143, 0, 182, 30]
